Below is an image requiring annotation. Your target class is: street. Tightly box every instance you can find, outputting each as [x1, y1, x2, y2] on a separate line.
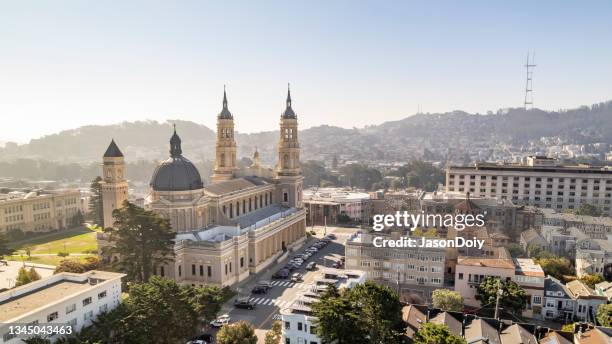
[217, 225, 360, 334]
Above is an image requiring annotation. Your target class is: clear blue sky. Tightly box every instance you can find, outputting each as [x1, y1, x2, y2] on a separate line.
[1, 1, 611, 143]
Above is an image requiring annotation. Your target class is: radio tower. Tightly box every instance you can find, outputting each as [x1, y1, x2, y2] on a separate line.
[523, 52, 536, 110]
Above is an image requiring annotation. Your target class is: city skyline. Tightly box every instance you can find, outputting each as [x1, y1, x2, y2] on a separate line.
[2, 1, 612, 143]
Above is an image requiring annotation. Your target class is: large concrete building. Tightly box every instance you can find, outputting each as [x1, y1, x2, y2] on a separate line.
[345, 232, 446, 303]
[98, 87, 307, 287]
[446, 156, 612, 215]
[0, 270, 124, 344]
[0, 189, 81, 234]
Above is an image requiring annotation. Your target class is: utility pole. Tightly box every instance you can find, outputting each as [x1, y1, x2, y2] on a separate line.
[524, 52, 536, 110]
[494, 278, 503, 320]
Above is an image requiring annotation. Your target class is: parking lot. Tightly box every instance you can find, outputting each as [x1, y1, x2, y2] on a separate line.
[209, 226, 357, 336]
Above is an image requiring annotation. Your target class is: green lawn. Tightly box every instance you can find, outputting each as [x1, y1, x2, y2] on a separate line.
[6, 254, 97, 266]
[10, 227, 98, 255]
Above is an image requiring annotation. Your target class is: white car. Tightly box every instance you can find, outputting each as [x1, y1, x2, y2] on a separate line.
[291, 273, 303, 282]
[210, 314, 230, 327]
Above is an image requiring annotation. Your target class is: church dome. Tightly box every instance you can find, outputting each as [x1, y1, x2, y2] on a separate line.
[150, 126, 204, 192]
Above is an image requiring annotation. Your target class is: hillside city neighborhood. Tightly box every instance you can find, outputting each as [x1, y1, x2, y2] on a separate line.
[2, 88, 612, 344]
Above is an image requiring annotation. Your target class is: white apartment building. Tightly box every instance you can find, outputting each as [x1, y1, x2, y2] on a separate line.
[575, 237, 612, 278]
[280, 268, 366, 344]
[446, 156, 612, 216]
[0, 270, 125, 343]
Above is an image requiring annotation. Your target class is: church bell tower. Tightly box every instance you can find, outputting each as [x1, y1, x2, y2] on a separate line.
[101, 139, 128, 228]
[275, 84, 303, 208]
[212, 86, 237, 182]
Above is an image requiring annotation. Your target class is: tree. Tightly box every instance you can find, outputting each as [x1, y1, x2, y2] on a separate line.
[183, 284, 226, 322]
[89, 176, 104, 226]
[597, 303, 612, 327]
[122, 276, 200, 343]
[507, 243, 526, 258]
[432, 289, 463, 312]
[476, 277, 526, 315]
[264, 321, 282, 344]
[390, 178, 403, 190]
[580, 274, 604, 289]
[216, 321, 258, 344]
[54, 257, 100, 274]
[15, 266, 41, 287]
[575, 203, 602, 217]
[413, 322, 466, 344]
[535, 256, 574, 281]
[104, 201, 175, 282]
[0, 233, 12, 259]
[312, 281, 405, 344]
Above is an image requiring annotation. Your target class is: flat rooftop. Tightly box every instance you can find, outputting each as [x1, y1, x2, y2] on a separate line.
[175, 205, 299, 243]
[0, 270, 124, 322]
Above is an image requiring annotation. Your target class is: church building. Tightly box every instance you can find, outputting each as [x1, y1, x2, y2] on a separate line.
[99, 87, 307, 287]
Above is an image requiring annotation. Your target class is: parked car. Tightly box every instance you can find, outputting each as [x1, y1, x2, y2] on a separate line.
[234, 298, 256, 310]
[257, 281, 273, 290]
[252, 285, 268, 294]
[340, 256, 345, 262]
[308, 247, 318, 252]
[186, 334, 215, 344]
[306, 261, 317, 271]
[332, 261, 343, 269]
[326, 234, 336, 240]
[286, 264, 298, 271]
[291, 273, 303, 282]
[272, 269, 289, 279]
[210, 314, 230, 327]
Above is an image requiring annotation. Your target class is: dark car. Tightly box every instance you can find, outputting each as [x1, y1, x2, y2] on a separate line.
[252, 285, 268, 294]
[272, 269, 290, 279]
[327, 234, 337, 239]
[187, 334, 215, 344]
[234, 298, 256, 310]
[285, 264, 298, 271]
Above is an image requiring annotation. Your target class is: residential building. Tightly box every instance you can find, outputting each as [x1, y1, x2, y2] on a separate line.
[420, 191, 542, 239]
[98, 88, 307, 287]
[574, 324, 612, 344]
[542, 276, 575, 322]
[542, 208, 612, 239]
[512, 258, 545, 319]
[499, 323, 537, 344]
[454, 255, 516, 308]
[565, 280, 607, 323]
[519, 228, 547, 253]
[455, 254, 545, 319]
[595, 281, 612, 301]
[446, 156, 612, 216]
[0, 270, 125, 344]
[540, 225, 580, 257]
[345, 231, 446, 303]
[575, 237, 612, 278]
[280, 268, 366, 344]
[303, 188, 371, 226]
[0, 189, 81, 233]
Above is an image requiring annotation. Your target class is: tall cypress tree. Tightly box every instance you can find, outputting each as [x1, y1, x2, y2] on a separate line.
[88, 176, 103, 226]
[104, 201, 175, 282]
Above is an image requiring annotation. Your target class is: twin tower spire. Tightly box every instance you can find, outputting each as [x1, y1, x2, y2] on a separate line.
[210, 85, 300, 183]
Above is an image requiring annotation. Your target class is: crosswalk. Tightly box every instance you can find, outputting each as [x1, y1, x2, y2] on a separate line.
[269, 280, 311, 290]
[269, 280, 295, 287]
[247, 297, 293, 308]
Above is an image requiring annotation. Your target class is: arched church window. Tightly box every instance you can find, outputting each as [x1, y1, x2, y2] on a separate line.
[283, 154, 289, 168]
[220, 153, 225, 167]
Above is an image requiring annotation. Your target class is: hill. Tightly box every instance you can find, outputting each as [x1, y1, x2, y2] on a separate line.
[1, 100, 612, 166]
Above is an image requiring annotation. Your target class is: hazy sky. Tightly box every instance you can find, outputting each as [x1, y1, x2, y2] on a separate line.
[1, 1, 612, 143]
